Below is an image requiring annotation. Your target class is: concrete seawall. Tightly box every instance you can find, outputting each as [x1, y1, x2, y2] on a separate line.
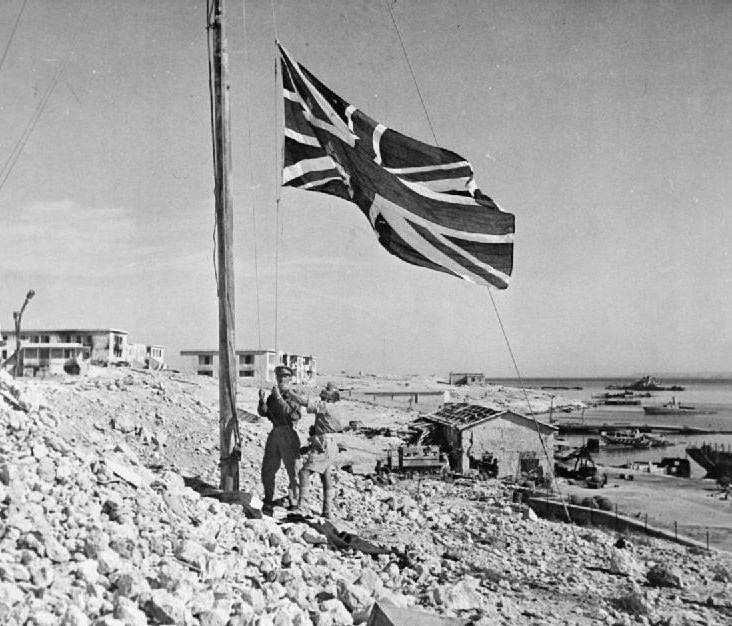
[526, 496, 715, 552]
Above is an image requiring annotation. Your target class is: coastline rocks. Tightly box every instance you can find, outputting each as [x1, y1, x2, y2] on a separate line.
[647, 563, 684, 588]
[2, 369, 731, 626]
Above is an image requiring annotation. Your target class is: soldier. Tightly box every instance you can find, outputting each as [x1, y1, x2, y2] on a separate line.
[258, 365, 304, 515]
[297, 383, 343, 519]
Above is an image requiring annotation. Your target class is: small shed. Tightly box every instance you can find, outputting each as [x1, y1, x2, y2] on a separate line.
[448, 372, 485, 386]
[421, 402, 556, 479]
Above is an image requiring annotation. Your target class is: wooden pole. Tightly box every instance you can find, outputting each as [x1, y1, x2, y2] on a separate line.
[211, 0, 239, 491]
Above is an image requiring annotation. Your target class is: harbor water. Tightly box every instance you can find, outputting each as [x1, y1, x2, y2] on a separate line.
[491, 377, 732, 478]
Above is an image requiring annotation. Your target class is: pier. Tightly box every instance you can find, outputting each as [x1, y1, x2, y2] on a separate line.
[554, 422, 732, 436]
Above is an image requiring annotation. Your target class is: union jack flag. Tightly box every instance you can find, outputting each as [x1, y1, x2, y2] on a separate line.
[280, 43, 515, 289]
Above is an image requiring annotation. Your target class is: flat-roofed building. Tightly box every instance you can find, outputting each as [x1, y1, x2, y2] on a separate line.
[180, 348, 316, 383]
[448, 372, 485, 386]
[14, 343, 89, 377]
[2, 328, 165, 376]
[126, 343, 166, 370]
[2, 328, 129, 367]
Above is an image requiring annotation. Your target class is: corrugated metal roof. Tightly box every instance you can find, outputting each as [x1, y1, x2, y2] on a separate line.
[430, 402, 499, 425]
[422, 402, 556, 433]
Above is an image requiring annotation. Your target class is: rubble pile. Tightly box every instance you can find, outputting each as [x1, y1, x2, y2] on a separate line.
[1, 369, 732, 625]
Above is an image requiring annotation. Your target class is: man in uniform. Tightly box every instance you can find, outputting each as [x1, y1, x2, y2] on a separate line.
[258, 365, 304, 515]
[297, 383, 343, 519]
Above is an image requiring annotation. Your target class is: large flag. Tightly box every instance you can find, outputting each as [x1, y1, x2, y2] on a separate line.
[279, 43, 514, 289]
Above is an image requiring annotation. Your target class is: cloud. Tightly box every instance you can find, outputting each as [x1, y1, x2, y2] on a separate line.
[0, 200, 219, 279]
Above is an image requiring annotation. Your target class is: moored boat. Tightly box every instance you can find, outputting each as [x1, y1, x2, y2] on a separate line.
[601, 429, 651, 448]
[685, 443, 732, 480]
[643, 397, 714, 416]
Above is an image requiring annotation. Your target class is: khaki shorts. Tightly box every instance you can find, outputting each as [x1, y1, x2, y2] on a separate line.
[302, 434, 335, 474]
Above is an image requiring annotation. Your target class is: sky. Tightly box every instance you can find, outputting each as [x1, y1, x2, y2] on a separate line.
[1, 0, 731, 378]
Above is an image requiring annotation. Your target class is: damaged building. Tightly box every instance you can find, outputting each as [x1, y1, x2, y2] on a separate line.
[417, 402, 556, 479]
[1, 328, 165, 377]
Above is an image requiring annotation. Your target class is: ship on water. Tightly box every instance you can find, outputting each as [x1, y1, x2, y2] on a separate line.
[643, 396, 716, 416]
[601, 429, 670, 448]
[607, 375, 685, 392]
[685, 443, 732, 480]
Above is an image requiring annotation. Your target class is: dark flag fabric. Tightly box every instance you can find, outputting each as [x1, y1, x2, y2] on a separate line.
[279, 43, 515, 289]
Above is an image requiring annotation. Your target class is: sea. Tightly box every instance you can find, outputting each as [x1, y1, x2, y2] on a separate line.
[490, 377, 732, 478]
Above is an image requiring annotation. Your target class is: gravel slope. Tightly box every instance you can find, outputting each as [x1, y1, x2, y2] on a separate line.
[1, 368, 731, 626]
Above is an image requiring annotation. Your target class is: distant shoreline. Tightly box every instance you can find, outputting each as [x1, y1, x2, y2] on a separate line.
[487, 376, 732, 384]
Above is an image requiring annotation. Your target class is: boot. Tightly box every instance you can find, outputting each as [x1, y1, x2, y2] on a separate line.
[287, 487, 299, 510]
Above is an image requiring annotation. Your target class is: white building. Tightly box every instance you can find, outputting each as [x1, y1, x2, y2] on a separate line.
[1, 328, 165, 376]
[179, 348, 316, 383]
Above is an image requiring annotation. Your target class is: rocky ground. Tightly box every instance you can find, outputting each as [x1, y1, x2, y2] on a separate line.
[1, 367, 732, 626]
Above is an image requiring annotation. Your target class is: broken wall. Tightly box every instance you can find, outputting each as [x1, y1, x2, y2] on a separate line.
[458, 418, 554, 478]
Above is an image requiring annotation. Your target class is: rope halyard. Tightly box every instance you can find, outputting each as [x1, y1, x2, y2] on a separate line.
[241, 0, 264, 349]
[270, 0, 283, 354]
[206, 0, 220, 289]
[380, 2, 573, 535]
[486, 288, 576, 535]
[384, 0, 439, 147]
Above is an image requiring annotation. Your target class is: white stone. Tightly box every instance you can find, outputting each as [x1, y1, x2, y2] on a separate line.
[75, 559, 100, 585]
[320, 599, 353, 625]
[0, 581, 24, 605]
[97, 549, 122, 575]
[62, 605, 90, 626]
[32, 610, 57, 626]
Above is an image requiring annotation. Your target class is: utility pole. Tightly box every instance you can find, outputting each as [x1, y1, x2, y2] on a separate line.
[12, 289, 35, 378]
[210, 0, 239, 490]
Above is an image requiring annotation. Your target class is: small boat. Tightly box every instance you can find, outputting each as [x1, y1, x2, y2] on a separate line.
[601, 429, 651, 448]
[644, 433, 671, 448]
[643, 396, 714, 416]
[553, 438, 574, 459]
[603, 397, 641, 406]
[591, 391, 642, 406]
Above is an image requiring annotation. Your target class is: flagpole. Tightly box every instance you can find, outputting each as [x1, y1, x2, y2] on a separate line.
[211, 0, 239, 491]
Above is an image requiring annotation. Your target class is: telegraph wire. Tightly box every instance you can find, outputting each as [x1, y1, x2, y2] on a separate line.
[0, 0, 29, 79]
[0, 18, 84, 195]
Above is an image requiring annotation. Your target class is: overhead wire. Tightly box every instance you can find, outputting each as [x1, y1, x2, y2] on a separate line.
[0, 0, 29, 78]
[0, 14, 85, 196]
[384, 1, 575, 533]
